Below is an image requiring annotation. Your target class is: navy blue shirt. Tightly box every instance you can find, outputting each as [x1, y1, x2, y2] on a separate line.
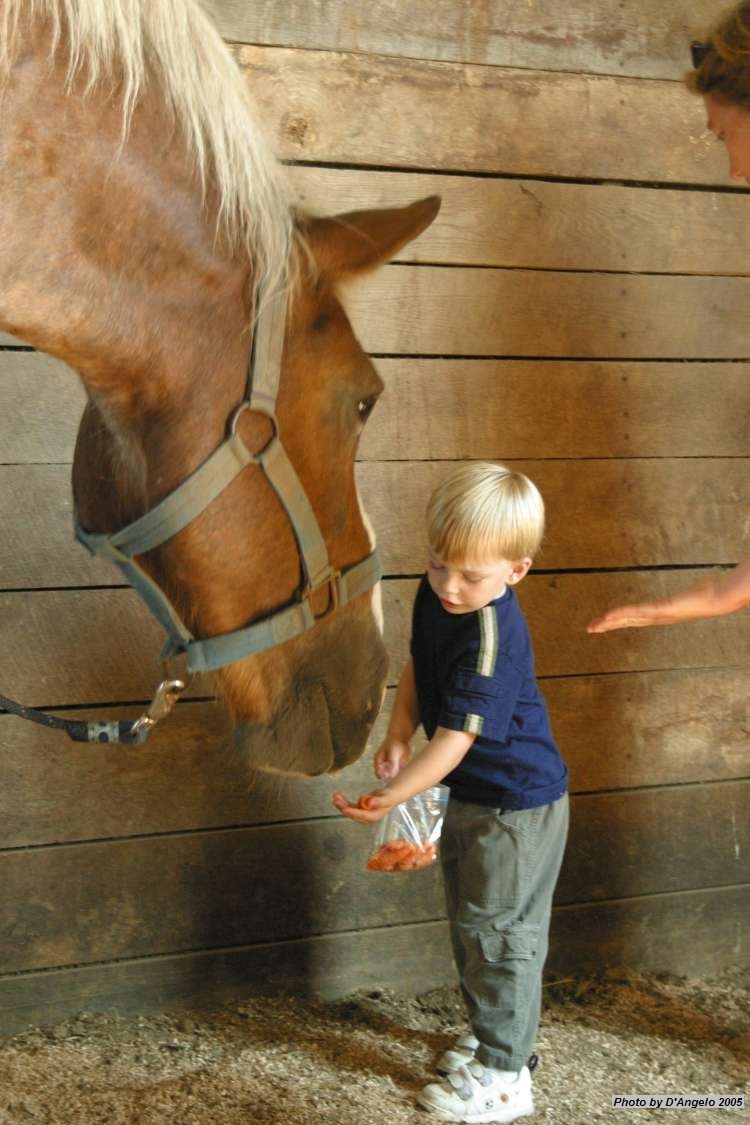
[410, 575, 568, 810]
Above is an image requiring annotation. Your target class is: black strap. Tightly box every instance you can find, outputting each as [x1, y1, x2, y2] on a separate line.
[0, 693, 147, 744]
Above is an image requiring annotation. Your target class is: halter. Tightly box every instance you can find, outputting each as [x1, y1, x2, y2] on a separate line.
[1, 289, 381, 744]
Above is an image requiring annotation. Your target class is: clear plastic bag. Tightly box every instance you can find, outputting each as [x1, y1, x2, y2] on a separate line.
[366, 785, 449, 872]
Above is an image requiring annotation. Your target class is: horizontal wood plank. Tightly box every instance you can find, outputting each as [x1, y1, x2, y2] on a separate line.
[0, 921, 458, 1036]
[547, 883, 750, 978]
[209, 0, 716, 82]
[357, 459, 750, 572]
[0, 820, 445, 973]
[342, 266, 750, 358]
[561, 781, 750, 904]
[362, 360, 750, 460]
[0, 881, 746, 1035]
[547, 667, 750, 794]
[4, 458, 749, 586]
[238, 45, 729, 185]
[1, 781, 746, 974]
[3, 666, 748, 848]
[6, 353, 750, 467]
[290, 166, 750, 275]
[1, 575, 749, 709]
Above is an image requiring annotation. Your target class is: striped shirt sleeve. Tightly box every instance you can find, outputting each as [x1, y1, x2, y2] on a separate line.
[439, 606, 524, 743]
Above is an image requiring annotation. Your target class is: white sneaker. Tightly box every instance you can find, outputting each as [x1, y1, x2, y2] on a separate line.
[435, 1033, 479, 1074]
[417, 1060, 534, 1123]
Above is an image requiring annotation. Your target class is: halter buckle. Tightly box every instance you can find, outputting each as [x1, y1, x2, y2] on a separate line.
[306, 568, 342, 620]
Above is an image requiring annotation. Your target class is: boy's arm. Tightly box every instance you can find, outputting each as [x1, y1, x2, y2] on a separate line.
[587, 557, 750, 633]
[333, 726, 474, 823]
[375, 656, 420, 780]
[386, 656, 420, 741]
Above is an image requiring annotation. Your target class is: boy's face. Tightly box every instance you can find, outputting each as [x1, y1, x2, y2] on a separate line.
[427, 553, 531, 614]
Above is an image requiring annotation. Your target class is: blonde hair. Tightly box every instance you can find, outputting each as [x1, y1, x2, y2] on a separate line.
[687, 2, 750, 108]
[426, 463, 545, 564]
[0, 0, 293, 305]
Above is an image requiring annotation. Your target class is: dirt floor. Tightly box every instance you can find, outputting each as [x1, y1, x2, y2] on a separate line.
[0, 969, 747, 1124]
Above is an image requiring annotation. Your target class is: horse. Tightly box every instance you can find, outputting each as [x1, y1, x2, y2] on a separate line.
[0, 0, 440, 775]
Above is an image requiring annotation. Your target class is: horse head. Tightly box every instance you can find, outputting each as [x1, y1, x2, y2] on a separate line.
[0, 0, 440, 775]
[74, 198, 440, 777]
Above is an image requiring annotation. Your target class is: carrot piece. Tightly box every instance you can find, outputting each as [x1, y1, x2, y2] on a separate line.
[367, 837, 438, 872]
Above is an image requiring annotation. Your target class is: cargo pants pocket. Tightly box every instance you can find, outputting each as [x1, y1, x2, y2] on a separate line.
[478, 923, 540, 965]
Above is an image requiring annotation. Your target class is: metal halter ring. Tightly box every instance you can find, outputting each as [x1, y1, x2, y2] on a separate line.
[229, 400, 279, 453]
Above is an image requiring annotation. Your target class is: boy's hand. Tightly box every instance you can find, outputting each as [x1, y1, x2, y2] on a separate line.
[374, 737, 411, 781]
[332, 788, 396, 823]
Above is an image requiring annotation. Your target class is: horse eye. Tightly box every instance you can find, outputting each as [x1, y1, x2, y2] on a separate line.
[357, 396, 376, 421]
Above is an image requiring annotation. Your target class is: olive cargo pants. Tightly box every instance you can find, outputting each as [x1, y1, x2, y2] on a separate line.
[440, 793, 569, 1071]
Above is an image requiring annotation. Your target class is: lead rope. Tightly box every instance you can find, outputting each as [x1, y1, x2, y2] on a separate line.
[0, 678, 187, 745]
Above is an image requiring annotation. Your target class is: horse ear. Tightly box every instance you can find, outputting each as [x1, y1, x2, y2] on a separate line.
[304, 195, 441, 279]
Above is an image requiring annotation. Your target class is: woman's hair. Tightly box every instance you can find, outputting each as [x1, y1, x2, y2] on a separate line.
[688, 1, 750, 107]
[426, 462, 545, 564]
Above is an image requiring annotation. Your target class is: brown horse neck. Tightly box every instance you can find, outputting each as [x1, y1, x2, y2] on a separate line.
[0, 35, 256, 524]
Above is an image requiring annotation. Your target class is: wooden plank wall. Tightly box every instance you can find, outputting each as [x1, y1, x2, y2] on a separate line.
[1, 0, 749, 1033]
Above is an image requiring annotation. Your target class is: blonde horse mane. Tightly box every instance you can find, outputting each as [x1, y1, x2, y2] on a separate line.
[0, 0, 293, 303]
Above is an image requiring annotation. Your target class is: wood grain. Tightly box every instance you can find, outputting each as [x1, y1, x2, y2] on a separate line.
[237, 45, 728, 185]
[361, 359, 750, 460]
[0, 881, 746, 1036]
[290, 166, 750, 275]
[208, 0, 717, 82]
[0, 351, 84, 463]
[342, 266, 750, 358]
[0, 920, 457, 1036]
[547, 883, 750, 977]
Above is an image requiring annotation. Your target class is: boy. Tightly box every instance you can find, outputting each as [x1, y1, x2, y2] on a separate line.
[333, 462, 568, 1124]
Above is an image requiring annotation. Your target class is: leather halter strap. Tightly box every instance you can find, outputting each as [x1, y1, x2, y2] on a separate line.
[75, 289, 382, 675]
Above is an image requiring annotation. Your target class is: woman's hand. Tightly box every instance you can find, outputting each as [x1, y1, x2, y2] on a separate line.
[332, 788, 396, 823]
[587, 600, 671, 633]
[586, 576, 739, 634]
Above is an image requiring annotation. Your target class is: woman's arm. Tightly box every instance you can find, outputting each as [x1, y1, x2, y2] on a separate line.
[587, 558, 750, 633]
